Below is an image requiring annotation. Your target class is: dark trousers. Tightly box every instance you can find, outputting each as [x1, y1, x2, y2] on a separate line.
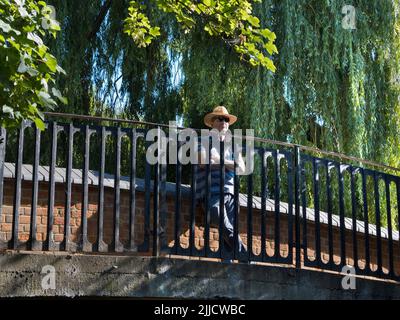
[202, 193, 248, 257]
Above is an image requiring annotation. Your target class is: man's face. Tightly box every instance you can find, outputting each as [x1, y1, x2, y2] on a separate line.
[212, 116, 229, 133]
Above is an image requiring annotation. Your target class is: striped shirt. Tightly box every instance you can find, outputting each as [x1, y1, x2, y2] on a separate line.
[195, 137, 235, 200]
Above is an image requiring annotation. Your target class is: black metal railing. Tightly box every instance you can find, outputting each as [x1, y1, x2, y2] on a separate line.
[0, 115, 400, 283]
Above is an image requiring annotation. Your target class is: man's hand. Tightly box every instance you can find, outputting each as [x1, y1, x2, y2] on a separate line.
[210, 149, 220, 164]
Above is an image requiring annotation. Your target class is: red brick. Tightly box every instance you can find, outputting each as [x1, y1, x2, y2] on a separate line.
[209, 240, 219, 249]
[54, 234, 64, 242]
[19, 216, 31, 224]
[71, 210, 80, 218]
[54, 217, 64, 225]
[37, 208, 48, 216]
[21, 224, 30, 232]
[1, 206, 13, 214]
[37, 226, 47, 233]
[1, 224, 12, 232]
[19, 233, 29, 241]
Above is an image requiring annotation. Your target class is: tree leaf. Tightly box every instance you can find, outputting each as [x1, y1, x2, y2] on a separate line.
[2, 105, 14, 116]
[44, 53, 57, 72]
[149, 27, 161, 37]
[18, 6, 30, 18]
[247, 16, 260, 28]
[27, 32, 44, 45]
[52, 87, 68, 104]
[34, 117, 45, 130]
[0, 19, 11, 33]
[38, 91, 57, 107]
[56, 64, 66, 75]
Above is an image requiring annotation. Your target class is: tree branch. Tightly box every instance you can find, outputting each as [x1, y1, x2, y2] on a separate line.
[86, 0, 113, 41]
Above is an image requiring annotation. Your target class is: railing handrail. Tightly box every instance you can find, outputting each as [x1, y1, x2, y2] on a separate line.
[43, 112, 400, 174]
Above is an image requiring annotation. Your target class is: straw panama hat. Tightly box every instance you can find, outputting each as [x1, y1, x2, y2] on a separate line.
[203, 106, 238, 128]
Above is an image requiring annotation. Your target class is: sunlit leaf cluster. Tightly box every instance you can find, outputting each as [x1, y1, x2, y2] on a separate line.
[0, 0, 66, 129]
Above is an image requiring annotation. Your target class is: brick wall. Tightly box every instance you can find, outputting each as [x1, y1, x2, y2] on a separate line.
[1, 179, 400, 276]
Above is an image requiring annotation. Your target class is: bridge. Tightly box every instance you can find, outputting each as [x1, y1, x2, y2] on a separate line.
[1, 114, 400, 299]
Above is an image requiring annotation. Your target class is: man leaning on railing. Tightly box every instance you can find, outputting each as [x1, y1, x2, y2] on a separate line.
[195, 106, 250, 264]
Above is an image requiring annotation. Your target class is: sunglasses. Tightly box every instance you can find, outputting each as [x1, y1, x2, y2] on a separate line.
[215, 116, 230, 123]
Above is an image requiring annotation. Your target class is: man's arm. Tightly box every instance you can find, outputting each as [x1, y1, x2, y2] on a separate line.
[197, 142, 246, 174]
[209, 149, 246, 174]
[224, 152, 245, 174]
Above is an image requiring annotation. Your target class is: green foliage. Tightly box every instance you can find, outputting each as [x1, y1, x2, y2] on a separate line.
[14, 0, 399, 229]
[124, 0, 278, 71]
[179, 0, 400, 228]
[124, 1, 161, 47]
[0, 0, 66, 129]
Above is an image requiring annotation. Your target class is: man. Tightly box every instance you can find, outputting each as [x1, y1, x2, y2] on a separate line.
[195, 106, 249, 263]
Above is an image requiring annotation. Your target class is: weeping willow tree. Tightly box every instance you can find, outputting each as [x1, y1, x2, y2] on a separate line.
[44, 0, 277, 122]
[28, 0, 400, 227]
[179, 0, 400, 225]
[39, 0, 189, 181]
[182, 0, 400, 163]
[6, 0, 400, 164]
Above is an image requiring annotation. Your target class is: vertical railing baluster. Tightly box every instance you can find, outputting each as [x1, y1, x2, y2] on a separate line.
[152, 163, 159, 256]
[96, 127, 107, 252]
[190, 162, 197, 256]
[396, 179, 400, 279]
[350, 167, 359, 272]
[326, 163, 334, 269]
[287, 153, 294, 264]
[62, 123, 73, 251]
[233, 137, 240, 261]
[0, 127, 6, 247]
[301, 157, 308, 264]
[294, 147, 301, 268]
[45, 122, 57, 250]
[313, 158, 321, 266]
[159, 150, 167, 253]
[274, 151, 281, 259]
[29, 125, 41, 250]
[219, 139, 225, 260]
[174, 140, 182, 254]
[139, 139, 151, 252]
[189, 130, 197, 256]
[204, 137, 211, 257]
[385, 176, 394, 278]
[11, 123, 25, 249]
[338, 164, 346, 267]
[246, 151, 253, 263]
[81, 125, 91, 252]
[373, 172, 383, 276]
[260, 149, 267, 262]
[152, 129, 160, 257]
[362, 169, 371, 273]
[128, 129, 137, 252]
[113, 127, 123, 252]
